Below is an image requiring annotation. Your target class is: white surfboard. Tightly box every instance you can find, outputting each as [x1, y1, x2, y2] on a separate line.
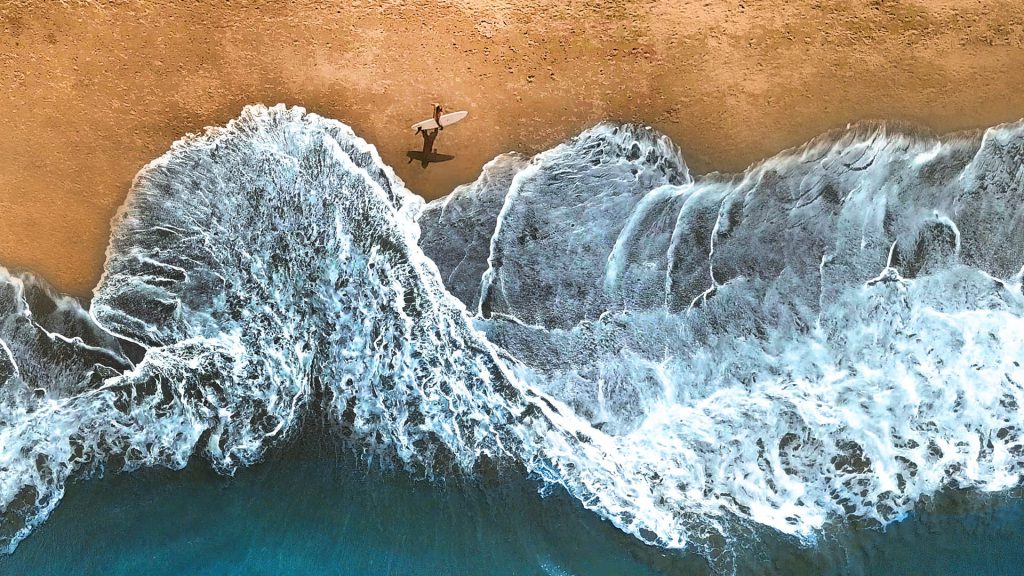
[412, 111, 468, 132]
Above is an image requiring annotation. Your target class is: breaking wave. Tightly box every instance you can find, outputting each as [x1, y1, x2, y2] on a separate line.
[2, 104, 1023, 569]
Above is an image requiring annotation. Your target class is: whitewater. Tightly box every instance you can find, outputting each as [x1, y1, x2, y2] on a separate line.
[1, 104, 1023, 570]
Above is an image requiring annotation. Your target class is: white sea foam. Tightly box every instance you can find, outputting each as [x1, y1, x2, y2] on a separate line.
[1, 106, 1023, 571]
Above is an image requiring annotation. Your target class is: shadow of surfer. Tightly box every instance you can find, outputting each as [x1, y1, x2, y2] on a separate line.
[407, 127, 454, 168]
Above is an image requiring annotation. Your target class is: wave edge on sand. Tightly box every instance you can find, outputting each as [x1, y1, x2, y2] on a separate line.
[2, 104, 1023, 571]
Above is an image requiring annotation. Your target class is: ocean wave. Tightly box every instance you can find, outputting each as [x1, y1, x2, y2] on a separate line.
[2, 104, 1023, 569]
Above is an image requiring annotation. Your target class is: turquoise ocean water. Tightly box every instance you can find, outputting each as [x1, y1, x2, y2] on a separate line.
[3, 439, 1023, 576]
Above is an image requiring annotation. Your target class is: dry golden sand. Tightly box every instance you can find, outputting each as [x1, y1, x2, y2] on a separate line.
[1, 0, 1023, 297]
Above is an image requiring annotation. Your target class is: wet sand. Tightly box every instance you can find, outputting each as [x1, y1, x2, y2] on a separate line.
[1, 0, 1023, 297]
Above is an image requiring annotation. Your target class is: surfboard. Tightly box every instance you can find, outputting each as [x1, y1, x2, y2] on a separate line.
[412, 111, 468, 132]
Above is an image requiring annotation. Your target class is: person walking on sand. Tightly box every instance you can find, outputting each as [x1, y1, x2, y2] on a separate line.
[417, 103, 445, 135]
[432, 103, 444, 130]
[408, 103, 464, 167]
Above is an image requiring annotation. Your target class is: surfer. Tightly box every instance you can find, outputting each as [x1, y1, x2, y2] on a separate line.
[433, 103, 444, 130]
[416, 103, 445, 135]
[408, 105, 463, 166]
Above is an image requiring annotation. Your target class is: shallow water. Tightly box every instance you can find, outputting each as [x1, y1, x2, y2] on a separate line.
[3, 441, 1023, 576]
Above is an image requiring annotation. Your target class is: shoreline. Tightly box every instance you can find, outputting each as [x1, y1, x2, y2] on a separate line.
[20, 112, 1013, 311]
[2, 1, 1024, 297]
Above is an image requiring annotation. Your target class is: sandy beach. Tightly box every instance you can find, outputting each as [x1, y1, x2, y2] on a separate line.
[1, 0, 1023, 297]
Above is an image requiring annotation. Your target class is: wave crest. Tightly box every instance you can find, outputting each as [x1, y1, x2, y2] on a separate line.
[2, 105, 1024, 569]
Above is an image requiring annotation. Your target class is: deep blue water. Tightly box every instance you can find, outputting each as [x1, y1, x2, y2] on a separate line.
[3, 441, 1024, 575]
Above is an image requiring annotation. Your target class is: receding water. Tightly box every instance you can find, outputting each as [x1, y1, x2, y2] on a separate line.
[3, 439, 1024, 575]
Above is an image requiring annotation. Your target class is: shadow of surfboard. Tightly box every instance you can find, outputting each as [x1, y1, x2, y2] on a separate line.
[406, 151, 455, 168]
